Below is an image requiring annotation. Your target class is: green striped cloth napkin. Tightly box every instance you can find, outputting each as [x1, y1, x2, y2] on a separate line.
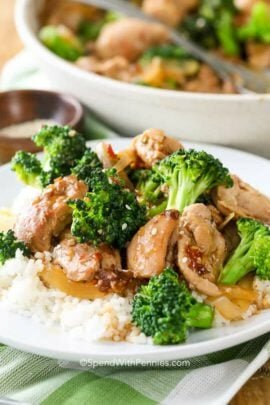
[0, 335, 269, 405]
[1, 51, 270, 405]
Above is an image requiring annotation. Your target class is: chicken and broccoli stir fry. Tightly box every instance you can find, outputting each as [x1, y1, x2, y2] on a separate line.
[1, 124, 270, 344]
[38, 0, 270, 93]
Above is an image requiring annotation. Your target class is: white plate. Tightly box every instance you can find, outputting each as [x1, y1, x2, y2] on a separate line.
[0, 139, 270, 362]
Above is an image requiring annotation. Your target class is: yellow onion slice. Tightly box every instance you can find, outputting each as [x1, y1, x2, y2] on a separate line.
[40, 265, 106, 299]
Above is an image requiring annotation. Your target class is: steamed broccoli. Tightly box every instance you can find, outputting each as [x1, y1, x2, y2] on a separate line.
[0, 230, 30, 265]
[238, 1, 270, 44]
[253, 236, 270, 280]
[71, 149, 102, 186]
[219, 218, 270, 285]
[69, 169, 146, 248]
[33, 125, 87, 186]
[132, 268, 214, 345]
[130, 169, 167, 217]
[12, 126, 88, 188]
[39, 25, 83, 61]
[140, 44, 190, 63]
[154, 149, 233, 212]
[11, 151, 43, 188]
[78, 11, 119, 41]
[182, 0, 240, 55]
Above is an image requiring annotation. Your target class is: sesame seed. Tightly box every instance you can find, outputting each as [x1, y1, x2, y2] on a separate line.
[182, 257, 188, 263]
[122, 223, 128, 231]
[69, 130, 76, 137]
[125, 205, 131, 210]
[151, 228, 157, 236]
[98, 229, 103, 235]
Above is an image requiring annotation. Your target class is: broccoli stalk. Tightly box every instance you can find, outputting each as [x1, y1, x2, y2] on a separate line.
[68, 169, 147, 248]
[219, 218, 270, 285]
[155, 149, 233, 213]
[11, 151, 43, 188]
[0, 230, 30, 265]
[132, 268, 214, 345]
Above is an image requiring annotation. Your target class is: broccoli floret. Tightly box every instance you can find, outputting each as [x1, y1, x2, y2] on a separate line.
[33, 125, 87, 186]
[155, 149, 232, 213]
[12, 126, 88, 188]
[11, 151, 43, 188]
[68, 169, 146, 248]
[182, 0, 240, 55]
[130, 169, 167, 217]
[78, 11, 119, 41]
[0, 230, 30, 265]
[238, 2, 270, 44]
[71, 149, 102, 186]
[132, 268, 214, 345]
[219, 218, 270, 285]
[39, 25, 83, 61]
[181, 14, 218, 49]
[140, 44, 190, 63]
[253, 236, 270, 280]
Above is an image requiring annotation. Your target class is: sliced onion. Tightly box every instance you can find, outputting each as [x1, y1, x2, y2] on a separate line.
[210, 296, 245, 320]
[114, 149, 136, 172]
[218, 212, 235, 230]
[96, 142, 117, 169]
[219, 285, 257, 302]
[40, 265, 106, 299]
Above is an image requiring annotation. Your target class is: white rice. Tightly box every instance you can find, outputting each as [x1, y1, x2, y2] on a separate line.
[253, 277, 270, 308]
[0, 250, 149, 344]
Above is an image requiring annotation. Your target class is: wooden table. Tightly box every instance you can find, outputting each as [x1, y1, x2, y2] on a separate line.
[0, 1, 270, 403]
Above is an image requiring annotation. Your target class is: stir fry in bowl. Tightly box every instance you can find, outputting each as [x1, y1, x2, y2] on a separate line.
[1, 125, 270, 344]
[38, 0, 270, 93]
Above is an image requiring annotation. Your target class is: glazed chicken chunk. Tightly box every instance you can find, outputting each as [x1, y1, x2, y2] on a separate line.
[178, 204, 226, 296]
[76, 56, 134, 82]
[212, 175, 270, 225]
[142, 0, 198, 26]
[132, 128, 183, 168]
[95, 18, 169, 62]
[127, 210, 179, 278]
[15, 176, 87, 252]
[53, 235, 122, 282]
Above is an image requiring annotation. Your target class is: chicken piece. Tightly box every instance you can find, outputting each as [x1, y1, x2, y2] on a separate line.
[212, 175, 270, 225]
[15, 176, 87, 252]
[127, 210, 179, 278]
[132, 128, 183, 168]
[178, 204, 226, 296]
[95, 18, 169, 62]
[76, 56, 137, 82]
[185, 64, 235, 94]
[207, 204, 224, 228]
[53, 236, 121, 282]
[246, 42, 270, 70]
[142, 0, 198, 26]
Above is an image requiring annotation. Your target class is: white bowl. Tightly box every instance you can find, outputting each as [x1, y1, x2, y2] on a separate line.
[16, 0, 270, 157]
